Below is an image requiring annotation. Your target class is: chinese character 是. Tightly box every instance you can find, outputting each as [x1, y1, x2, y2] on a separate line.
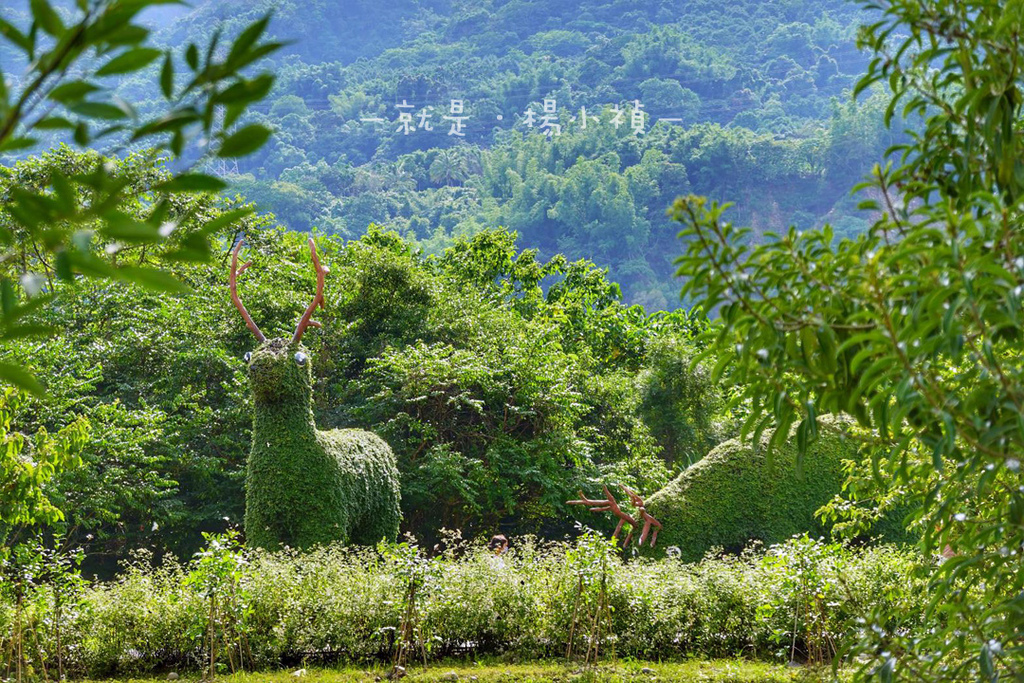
[444, 99, 468, 136]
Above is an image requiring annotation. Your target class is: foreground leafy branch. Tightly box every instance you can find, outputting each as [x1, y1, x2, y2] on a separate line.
[0, 0, 282, 395]
[674, 0, 1024, 679]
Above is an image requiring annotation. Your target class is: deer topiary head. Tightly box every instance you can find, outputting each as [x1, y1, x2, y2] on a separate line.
[230, 238, 325, 406]
[229, 237, 401, 550]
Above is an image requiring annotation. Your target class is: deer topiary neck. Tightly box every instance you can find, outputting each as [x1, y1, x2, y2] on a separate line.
[252, 398, 316, 438]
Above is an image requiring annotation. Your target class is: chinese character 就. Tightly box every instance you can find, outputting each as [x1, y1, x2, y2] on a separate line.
[396, 100, 414, 135]
[417, 106, 435, 132]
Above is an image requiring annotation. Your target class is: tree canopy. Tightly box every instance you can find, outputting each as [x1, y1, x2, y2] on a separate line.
[674, 0, 1024, 677]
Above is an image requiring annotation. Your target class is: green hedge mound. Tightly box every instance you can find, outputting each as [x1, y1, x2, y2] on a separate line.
[647, 415, 861, 561]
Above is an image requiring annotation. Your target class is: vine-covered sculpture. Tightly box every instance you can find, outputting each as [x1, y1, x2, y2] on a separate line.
[571, 415, 908, 560]
[230, 238, 401, 550]
[644, 414, 886, 561]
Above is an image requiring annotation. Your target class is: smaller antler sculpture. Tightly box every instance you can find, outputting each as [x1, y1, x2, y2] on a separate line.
[230, 240, 266, 342]
[292, 238, 328, 343]
[568, 484, 662, 548]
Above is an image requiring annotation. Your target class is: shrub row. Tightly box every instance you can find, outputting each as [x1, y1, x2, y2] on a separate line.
[0, 533, 928, 679]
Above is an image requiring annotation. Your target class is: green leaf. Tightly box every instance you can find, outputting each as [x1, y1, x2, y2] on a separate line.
[185, 43, 199, 70]
[0, 280, 14, 315]
[170, 129, 184, 156]
[96, 47, 163, 76]
[0, 362, 45, 396]
[200, 207, 254, 236]
[130, 110, 200, 140]
[50, 172, 77, 214]
[162, 234, 211, 262]
[160, 53, 174, 99]
[226, 14, 270, 68]
[0, 17, 32, 53]
[2, 292, 52, 324]
[33, 115, 76, 130]
[94, 123, 128, 140]
[99, 218, 161, 243]
[155, 174, 228, 193]
[0, 324, 55, 341]
[30, 0, 64, 37]
[224, 41, 285, 73]
[217, 124, 271, 158]
[48, 80, 101, 104]
[0, 137, 37, 152]
[103, 23, 149, 46]
[73, 122, 90, 145]
[215, 74, 275, 105]
[116, 266, 190, 294]
[217, 75, 275, 128]
[68, 101, 129, 120]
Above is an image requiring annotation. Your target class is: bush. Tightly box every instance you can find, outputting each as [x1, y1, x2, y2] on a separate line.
[0, 534, 927, 678]
[646, 415, 860, 561]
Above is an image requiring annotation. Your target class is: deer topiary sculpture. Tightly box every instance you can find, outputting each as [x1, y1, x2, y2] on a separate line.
[230, 238, 401, 550]
[570, 415, 912, 559]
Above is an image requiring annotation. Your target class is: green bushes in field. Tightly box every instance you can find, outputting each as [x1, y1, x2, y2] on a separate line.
[0, 534, 927, 678]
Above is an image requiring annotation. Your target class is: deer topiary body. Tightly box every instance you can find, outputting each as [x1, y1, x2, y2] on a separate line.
[569, 415, 912, 558]
[231, 239, 401, 550]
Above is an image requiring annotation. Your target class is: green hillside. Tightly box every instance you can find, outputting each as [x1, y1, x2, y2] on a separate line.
[134, 0, 896, 308]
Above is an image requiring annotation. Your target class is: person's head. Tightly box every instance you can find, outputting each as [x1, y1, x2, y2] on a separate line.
[488, 534, 508, 555]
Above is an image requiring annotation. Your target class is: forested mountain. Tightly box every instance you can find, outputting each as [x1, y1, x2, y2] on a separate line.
[125, 0, 894, 309]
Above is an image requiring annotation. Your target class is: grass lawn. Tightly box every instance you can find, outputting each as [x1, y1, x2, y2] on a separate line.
[89, 661, 841, 683]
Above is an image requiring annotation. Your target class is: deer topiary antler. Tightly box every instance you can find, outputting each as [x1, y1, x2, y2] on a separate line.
[568, 484, 662, 548]
[292, 238, 327, 344]
[230, 240, 266, 342]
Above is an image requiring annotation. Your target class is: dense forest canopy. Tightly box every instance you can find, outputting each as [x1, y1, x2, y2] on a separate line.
[1, 0, 1023, 678]
[1, 0, 894, 309]
[0, 0, 895, 570]
[0, 149, 726, 572]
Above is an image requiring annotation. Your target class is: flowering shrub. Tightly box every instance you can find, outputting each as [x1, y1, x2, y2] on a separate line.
[1, 533, 925, 678]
